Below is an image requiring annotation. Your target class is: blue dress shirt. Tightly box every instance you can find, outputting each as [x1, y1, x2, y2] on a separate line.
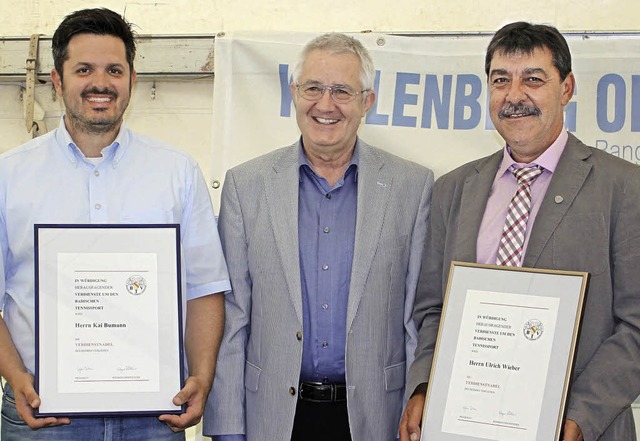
[298, 146, 358, 383]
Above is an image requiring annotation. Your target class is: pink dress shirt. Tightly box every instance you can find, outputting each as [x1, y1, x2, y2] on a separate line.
[476, 130, 569, 265]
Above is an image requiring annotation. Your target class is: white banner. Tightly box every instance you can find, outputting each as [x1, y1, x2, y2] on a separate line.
[210, 31, 640, 206]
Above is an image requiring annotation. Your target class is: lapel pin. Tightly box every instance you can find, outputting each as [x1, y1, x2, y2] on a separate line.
[376, 181, 388, 188]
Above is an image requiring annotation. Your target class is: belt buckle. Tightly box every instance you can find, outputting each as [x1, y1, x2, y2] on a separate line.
[300, 382, 328, 403]
[299, 381, 346, 403]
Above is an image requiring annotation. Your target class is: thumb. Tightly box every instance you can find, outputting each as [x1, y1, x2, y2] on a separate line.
[24, 388, 41, 409]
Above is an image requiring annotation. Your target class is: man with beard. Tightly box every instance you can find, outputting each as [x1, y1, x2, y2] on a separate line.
[400, 22, 640, 441]
[0, 8, 230, 440]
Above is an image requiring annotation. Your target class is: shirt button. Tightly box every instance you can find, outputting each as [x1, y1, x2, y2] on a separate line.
[323, 226, 330, 233]
[289, 386, 296, 396]
[325, 193, 331, 199]
[95, 204, 102, 210]
[94, 170, 100, 176]
[322, 303, 329, 310]
[322, 264, 329, 271]
[322, 341, 329, 348]
[296, 331, 302, 341]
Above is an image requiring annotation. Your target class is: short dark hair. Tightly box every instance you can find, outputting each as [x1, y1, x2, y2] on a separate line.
[52, 8, 137, 77]
[485, 22, 572, 80]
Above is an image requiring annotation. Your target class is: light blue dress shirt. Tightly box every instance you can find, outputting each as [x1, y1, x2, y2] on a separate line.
[0, 117, 230, 374]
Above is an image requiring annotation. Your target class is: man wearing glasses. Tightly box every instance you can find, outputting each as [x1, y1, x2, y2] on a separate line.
[204, 33, 434, 441]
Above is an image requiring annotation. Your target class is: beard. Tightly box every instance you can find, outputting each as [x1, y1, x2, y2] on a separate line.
[61, 85, 130, 135]
[65, 107, 123, 134]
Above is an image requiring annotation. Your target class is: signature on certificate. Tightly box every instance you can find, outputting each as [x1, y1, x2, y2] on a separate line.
[116, 365, 138, 372]
[76, 366, 94, 374]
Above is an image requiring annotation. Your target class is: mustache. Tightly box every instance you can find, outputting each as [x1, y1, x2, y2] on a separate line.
[81, 87, 117, 98]
[498, 102, 541, 119]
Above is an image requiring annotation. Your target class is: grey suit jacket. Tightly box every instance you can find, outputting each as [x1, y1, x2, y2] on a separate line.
[407, 133, 640, 441]
[204, 139, 434, 441]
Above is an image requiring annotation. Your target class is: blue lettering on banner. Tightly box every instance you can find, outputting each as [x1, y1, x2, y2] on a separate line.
[392, 72, 421, 127]
[484, 92, 495, 131]
[597, 74, 626, 132]
[366, 71, 389, 125]
[279, 64, 293, 117]
[422, 74, 452, 129]
[564, 80, 577, 132]
[277, 64, 634, 134]
[453, 74, 482, 130]
[633, 75, 640, 132]
[565, 101, 577, 133]
[597, 74, 640, 133]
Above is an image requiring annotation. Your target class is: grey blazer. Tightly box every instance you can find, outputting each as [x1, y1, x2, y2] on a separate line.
[204, 139, 434, 441]
[407, 133, 640, 441]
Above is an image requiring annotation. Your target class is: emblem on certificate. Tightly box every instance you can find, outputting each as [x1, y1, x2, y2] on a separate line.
[126, 275, 147, 295]
[34, 224, 184, 417]
[523, 319, 544, 341]
[420, 262, 588, 441]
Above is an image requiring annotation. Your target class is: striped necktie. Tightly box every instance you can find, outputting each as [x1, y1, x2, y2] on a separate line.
[496, 165, 543, 267]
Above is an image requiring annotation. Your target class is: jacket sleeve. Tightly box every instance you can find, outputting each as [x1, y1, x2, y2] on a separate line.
[406, 176, 447, 396]
[204, 169, 251, 437]
[403, 169, 434, 401]
[565, 166, 640, 441]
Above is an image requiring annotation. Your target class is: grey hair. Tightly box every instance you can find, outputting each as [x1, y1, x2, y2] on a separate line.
[291, 33, 376, 91]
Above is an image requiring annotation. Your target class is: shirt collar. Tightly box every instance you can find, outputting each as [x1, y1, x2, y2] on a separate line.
[55, 115, 131, 168]
[298, 137, 360, 183]
[497, 129, 568, 177]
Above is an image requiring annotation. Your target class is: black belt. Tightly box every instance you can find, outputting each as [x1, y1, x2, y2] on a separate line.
[298, 382, 347, 402]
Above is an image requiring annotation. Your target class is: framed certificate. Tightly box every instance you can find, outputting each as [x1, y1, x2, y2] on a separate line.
[34, 224, 184, 417]
[421, 262, 588, 441]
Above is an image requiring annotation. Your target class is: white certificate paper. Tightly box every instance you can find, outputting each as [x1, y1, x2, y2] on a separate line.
[420, 263, 587, 441]
[57, 253, 160, 394]
[35, 225, 183, 416]
[441, 290, 559, 440]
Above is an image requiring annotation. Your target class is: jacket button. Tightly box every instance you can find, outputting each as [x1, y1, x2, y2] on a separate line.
[296, 331, 302, 341]
[289, 386, 296, 396]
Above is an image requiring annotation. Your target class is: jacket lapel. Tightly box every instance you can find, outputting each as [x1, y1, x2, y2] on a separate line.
[346, 143, 391, 331]
[455, 151, 502, 262]
[264, 143, 304, 323]
[523, 134, 593, 267]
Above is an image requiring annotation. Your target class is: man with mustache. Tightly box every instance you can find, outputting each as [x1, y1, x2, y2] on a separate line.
[0, 8, 230, 440]
[400, 22, 640, 441]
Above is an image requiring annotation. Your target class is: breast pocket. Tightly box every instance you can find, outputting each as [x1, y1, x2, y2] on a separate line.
[551, 213, 608, 275]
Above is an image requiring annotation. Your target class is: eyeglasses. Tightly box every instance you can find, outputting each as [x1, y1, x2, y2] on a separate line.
[295, 82, 369, 104]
